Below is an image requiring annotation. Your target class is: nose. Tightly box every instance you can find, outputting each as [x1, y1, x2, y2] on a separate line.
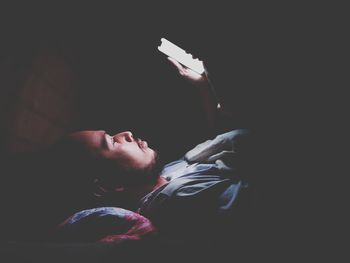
[113, 131, 134, 143]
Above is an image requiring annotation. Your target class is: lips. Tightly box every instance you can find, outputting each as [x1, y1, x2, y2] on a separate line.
[137, 139, 148, 149]
[142, 140, 148, 148]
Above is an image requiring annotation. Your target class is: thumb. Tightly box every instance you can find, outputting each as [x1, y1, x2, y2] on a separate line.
[167, 57, 185, 72]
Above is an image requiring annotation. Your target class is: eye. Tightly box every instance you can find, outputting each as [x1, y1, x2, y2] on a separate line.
[106, 134, 115, 146]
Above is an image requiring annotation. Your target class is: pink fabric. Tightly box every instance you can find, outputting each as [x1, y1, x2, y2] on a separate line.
[56, 207, 157, 243]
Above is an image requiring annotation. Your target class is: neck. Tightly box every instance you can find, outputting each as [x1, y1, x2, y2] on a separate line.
[124, 176, 168, 202]
[152, 176, 168, 191]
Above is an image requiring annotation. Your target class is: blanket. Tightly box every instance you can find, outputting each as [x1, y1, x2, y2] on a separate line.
[54, 207, 157, 243]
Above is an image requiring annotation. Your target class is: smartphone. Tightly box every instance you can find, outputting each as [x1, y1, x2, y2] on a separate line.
[157, 38, 221, 109]
[157, 38, 205, 75]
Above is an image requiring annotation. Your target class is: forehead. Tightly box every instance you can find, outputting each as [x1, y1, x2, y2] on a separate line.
[70, 130, 105, 148]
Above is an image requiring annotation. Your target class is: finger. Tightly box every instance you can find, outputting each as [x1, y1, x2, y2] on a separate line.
[167, 57, 185, 71]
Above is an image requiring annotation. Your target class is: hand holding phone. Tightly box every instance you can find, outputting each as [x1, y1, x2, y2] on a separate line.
[158, 38, 221, 109]
[157, 38, 205, 75]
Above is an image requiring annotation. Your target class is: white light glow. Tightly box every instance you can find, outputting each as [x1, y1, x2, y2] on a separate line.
[158, 38, 205, 75]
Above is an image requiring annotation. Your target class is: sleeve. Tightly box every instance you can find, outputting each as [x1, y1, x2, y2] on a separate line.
[184, 129, 250, 164]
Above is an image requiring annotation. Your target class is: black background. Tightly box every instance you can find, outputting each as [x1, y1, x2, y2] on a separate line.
[1, 1, 339, 261]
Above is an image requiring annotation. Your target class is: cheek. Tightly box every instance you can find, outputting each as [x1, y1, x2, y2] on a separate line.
[126, 152, 150, 169]
[111, 144, 150, 169]
[116, 146, 141, 165]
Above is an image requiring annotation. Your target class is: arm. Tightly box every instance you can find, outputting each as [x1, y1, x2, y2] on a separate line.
[167, 57, 231, 134]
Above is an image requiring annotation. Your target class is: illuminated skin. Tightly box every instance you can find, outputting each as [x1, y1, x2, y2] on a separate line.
[69, 130, 157, 171]
[167, 57, 206, 83]
[168, 57, 218, 131]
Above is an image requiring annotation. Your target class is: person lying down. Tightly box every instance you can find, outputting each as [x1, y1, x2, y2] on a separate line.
[54, 129, 254, 243]
[0, 55, 255, 244]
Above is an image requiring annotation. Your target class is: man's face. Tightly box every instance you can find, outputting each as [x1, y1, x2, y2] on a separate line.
[69, 130, 157, 170]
